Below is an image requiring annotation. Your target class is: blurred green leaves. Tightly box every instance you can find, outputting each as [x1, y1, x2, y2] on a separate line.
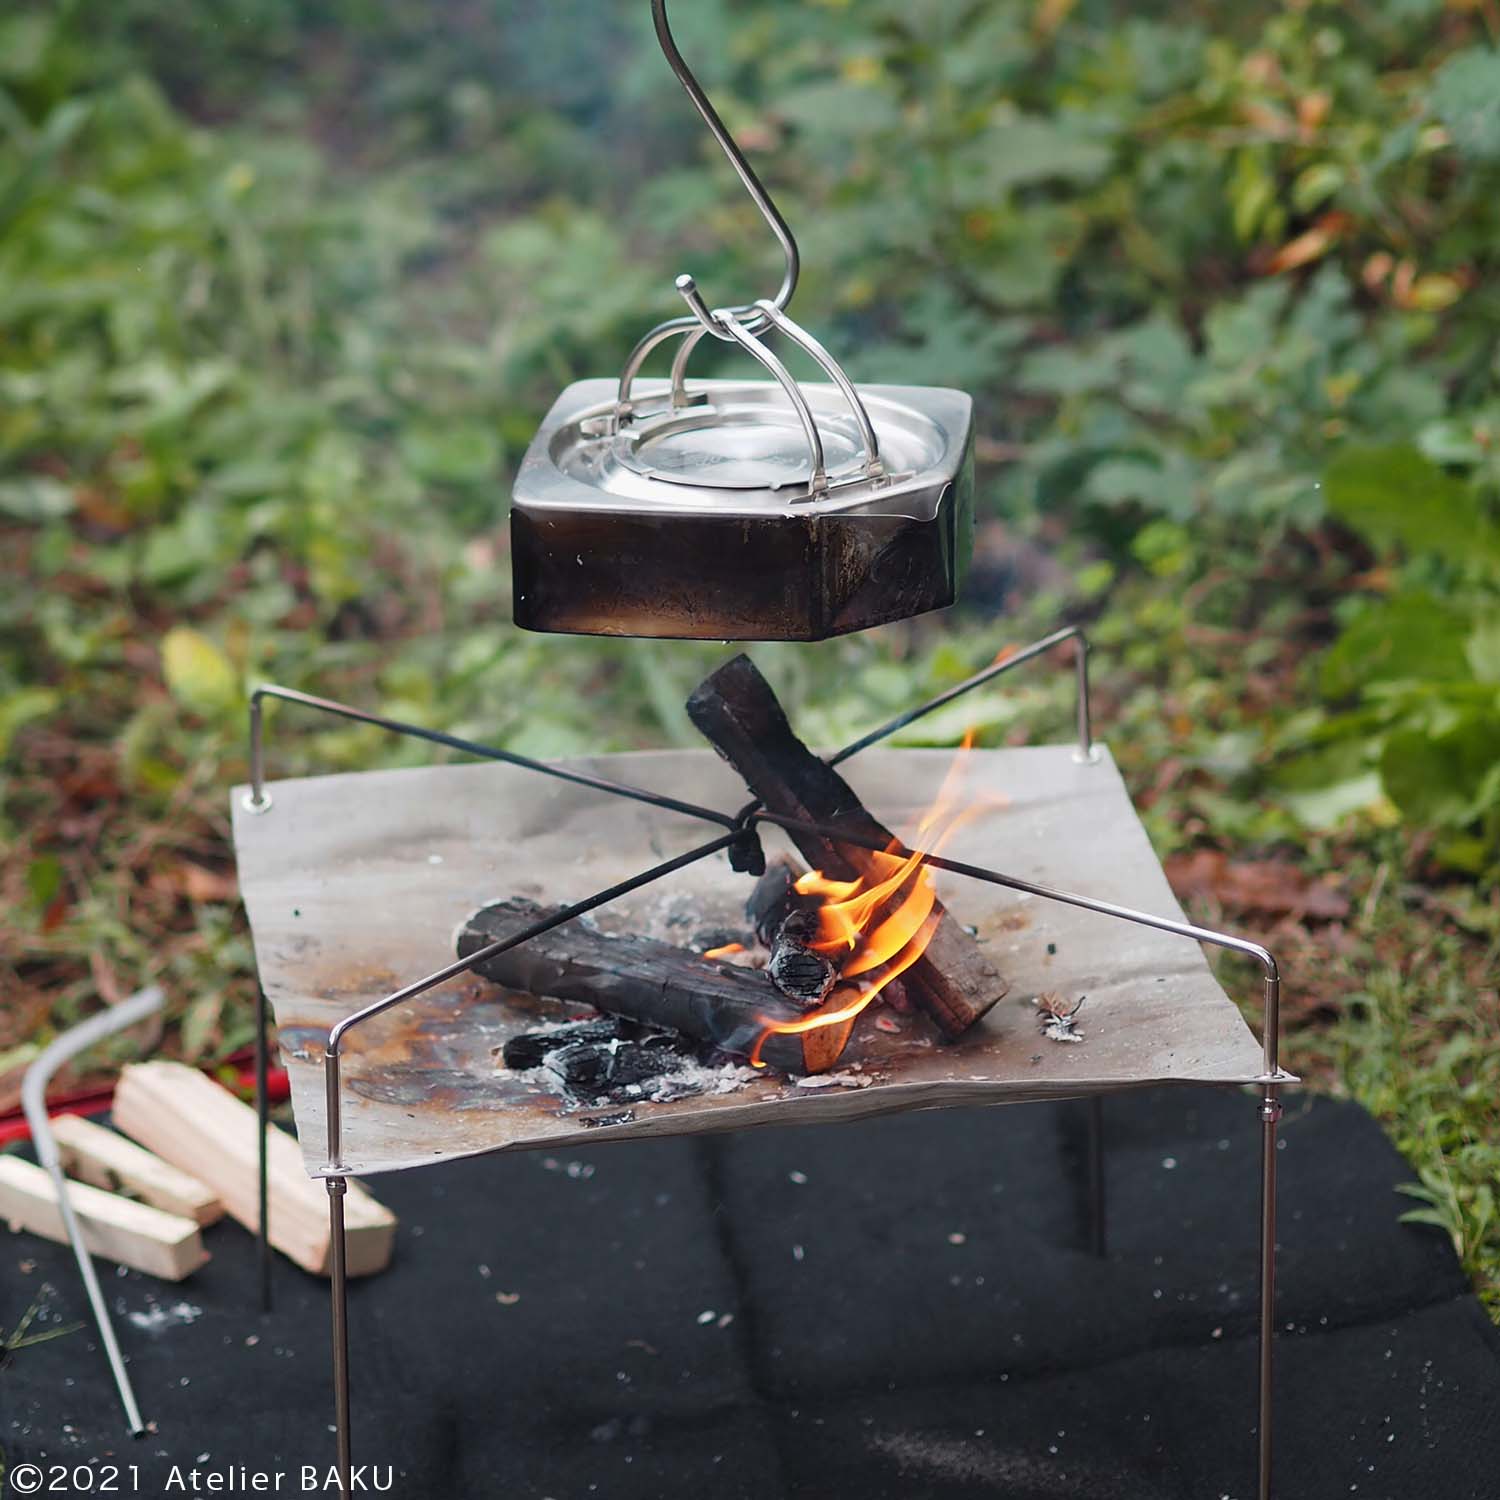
[1324, 446, 1500, 572]
[1428, 48, 1500, 163]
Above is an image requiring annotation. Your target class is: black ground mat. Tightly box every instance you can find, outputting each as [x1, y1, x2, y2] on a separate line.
[4, 1087, 1497, 1498]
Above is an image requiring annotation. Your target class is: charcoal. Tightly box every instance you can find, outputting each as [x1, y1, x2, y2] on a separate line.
[692, 927, 753, 955]
[777, 908, 819, 946]
[767, 909, 837, 1009]
[543, 1040, 618, 1093]
[537, 1030, 699, 1104]
[463, 896, 847, 1073]
[768, 945, 836, 1009]
[605, 1034, 696, 1090]
[501, 1017, 627, 1072]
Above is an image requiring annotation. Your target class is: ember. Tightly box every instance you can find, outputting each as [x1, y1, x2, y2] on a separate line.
[701, 941, 746, 960]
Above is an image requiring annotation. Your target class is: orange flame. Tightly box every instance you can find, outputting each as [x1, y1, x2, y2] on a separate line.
[703, 942, 746, 960]
[750, 731, 992, 1067]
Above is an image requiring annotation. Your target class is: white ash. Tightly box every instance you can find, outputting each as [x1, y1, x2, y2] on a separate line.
[127, 1300, 202, 1335]
[794, 1069, 874, 1090]
[630, 1054, 759, 1103]
[1041, 1016, 1084, 1043]
[1033, 992, 1086, 1044]
[509, 1048, 758, 1108]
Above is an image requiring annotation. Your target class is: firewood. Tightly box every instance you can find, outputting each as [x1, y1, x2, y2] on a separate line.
[459, 898, 850, 1074]
[51, 1113, 224, 1226]
[745, 855, 817, 945]
[0, 1156, 208, 1282]
[112, 1062, 395, 1278]
[686, 654, 1008, 1037]
[767, 909, 837, 1008]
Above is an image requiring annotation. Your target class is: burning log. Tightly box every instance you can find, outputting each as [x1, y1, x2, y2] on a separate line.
[459, 898, 854, 1074]
[686, 654, 1008, 1037]
[745, 855, 819, 945]
[767, 909, 837, 1008]
[743, 857, 837, 1007]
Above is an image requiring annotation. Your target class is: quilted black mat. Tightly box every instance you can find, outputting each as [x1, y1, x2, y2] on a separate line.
[4, 1086, 1498, 1499]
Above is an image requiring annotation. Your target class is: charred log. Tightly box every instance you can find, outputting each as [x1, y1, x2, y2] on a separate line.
[460, 898, 852, 1074]
[767, 909, 837, 1009]
[686, 654, 1008, 1037]
[745, 855, 818, 945]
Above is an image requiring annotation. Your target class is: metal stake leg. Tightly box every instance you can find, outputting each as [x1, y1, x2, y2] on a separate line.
[1257, 1085, 1281, 1500]
[1086, 1095, 1107, 1258]
[328, 1178, 352, 1498]
[255, 984, 272, 1314]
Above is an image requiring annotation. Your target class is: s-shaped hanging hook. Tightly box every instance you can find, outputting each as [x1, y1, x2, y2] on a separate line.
[616, 0, 803, 413]
[652, 0, 799, 335]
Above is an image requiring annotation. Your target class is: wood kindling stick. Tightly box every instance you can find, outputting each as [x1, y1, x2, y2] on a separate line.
[51, 1113, 223, 1226]
[0, 1156, 208, 1283]
[112, 1062, 396, 1278]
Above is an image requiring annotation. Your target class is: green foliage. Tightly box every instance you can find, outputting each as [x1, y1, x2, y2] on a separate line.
[1324, 447, 1500, 570]
[1283, 430, 1500, 875]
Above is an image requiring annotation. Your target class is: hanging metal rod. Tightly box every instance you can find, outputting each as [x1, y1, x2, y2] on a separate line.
[617, 0, 804, 405]
[652, 0, 799, 339]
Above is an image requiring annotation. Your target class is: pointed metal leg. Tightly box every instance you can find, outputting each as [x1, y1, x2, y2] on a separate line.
[327, 1176, 352, 1498]
[1257, 1085, 1281, 1500]
[255, 984, 272, 1314]
[1087, 1094, 1107, 1258]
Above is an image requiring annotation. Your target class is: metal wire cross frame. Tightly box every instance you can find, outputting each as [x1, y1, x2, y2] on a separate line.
[243, 627, 1292, 1500]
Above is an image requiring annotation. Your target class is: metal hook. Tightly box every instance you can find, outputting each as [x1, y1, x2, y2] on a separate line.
[653, 0, 799, 338]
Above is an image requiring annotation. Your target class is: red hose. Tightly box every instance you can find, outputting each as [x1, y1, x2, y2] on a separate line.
[0, 1050, 290, 1147]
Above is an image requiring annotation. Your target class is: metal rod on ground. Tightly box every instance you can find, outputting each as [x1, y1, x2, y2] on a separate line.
[255, 983, 272, 1314]
[20, 985, 164, 1436]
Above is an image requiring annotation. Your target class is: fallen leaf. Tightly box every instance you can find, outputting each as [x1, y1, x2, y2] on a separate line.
[1265, 212, 1351, 274]
[1165, 849, 1350, 920]
[150, 861, 239, 904]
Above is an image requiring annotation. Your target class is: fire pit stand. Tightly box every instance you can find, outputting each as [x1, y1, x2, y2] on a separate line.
[236, 628, 1293, 1500]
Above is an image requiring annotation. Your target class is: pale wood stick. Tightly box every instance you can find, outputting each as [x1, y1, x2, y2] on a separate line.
[0, 1156, 208, 1282]
[113, 1061, 396, 1278]
[52, 1113, 224, 1226]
